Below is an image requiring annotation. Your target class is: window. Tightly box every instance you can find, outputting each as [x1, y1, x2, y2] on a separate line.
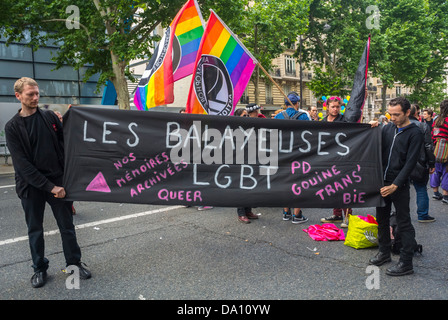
[284, 55, 296, 76]
[265, 83, 273, 104]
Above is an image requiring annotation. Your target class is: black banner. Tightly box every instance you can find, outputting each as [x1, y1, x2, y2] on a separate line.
[63, 107, 384, 208]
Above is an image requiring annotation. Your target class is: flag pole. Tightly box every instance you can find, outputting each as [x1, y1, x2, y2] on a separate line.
[257, 62, 294, 107]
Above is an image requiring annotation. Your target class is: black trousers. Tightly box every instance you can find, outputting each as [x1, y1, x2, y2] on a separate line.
[237, 207, 252, 217]
[376, 182, 417, 263]
[21, 186, 81, 272]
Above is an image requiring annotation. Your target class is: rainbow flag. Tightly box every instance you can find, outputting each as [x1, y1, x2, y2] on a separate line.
[173, 0, 205, 81]
[186, 10, 258, 115]
[133, 26, 175, 110]
[134, 0, 204, 110]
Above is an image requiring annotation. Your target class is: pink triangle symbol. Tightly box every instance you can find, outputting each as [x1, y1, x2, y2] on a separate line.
[86, 172, 111, 193]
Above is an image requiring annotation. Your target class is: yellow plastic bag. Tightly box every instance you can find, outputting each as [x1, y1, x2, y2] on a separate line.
[344, 214, 378, 249]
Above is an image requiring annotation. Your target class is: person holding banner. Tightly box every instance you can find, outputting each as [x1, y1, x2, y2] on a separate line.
[233, 107, 259, 223]
[275, 92, 309, 224]
[369, 97, 423, 276]
[5, 77, 91, 288]
[320, 97, 352, 227]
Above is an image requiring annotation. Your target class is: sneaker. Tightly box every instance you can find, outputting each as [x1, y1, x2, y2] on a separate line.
[283, 209, 292, 221]
[292, 211, 308, 224]
[442, 198, 448, 204]
[418, 216, 436, 223]
[432, 192, 443, 200]
[197, 206, 213, 211]
[31, 270, 47, 288]
[320, 215, 343, 223]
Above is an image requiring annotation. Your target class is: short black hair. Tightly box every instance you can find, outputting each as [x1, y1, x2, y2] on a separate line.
[234, 108, 246, 116]
[389, 96, 411, 113]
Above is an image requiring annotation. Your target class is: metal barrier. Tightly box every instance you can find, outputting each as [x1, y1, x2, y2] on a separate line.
[0, 140, 9, 164]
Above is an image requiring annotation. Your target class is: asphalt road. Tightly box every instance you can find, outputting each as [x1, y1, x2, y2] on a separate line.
[1, 172, 447, 303]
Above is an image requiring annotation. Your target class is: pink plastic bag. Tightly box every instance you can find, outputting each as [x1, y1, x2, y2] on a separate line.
[357, 214, 378, 225]
[303, 223, 346, 241]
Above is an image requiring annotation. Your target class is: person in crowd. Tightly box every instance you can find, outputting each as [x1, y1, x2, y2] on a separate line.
[308, 105, 318, 121]
[246, 103, 266, 118]
[233, 107, 259, 223]
[275, 92, 309, 224]
[5, 77, 91, 288]
[275, 92, 310, 121]
[369, 97, 423, 276]
[320, 96, 352, 228]
[422, 108, 434, 132]
[430, 100, 448, 204]
[179, 108, 213, 211]
[378, 115, 389, 126]
[234, 107, 248, 117]
[409, 104, 436, 222]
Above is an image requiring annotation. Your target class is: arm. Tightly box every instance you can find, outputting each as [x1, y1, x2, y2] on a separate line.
[393, 130, 424, 188]
[422, 121, 435, 169]
[5, 122, 56, 193]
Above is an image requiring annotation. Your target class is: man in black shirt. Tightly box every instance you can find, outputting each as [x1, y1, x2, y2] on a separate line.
[5, 77, 91, 288]
[369, 97, 423, 276]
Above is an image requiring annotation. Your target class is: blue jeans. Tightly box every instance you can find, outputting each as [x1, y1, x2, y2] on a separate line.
[412, 180, 429, 219]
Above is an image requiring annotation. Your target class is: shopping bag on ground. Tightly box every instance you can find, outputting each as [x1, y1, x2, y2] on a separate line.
[344, 214, 378, 249]
[303, 223, 345, 241]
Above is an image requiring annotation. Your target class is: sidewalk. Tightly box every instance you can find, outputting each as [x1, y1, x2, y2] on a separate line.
[0, 157, 14, 175]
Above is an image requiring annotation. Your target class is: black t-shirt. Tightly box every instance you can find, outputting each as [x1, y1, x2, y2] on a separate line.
[22, 112, 63, 179]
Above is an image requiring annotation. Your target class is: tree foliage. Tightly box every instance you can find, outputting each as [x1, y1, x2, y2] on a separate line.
[237, 0, 310, 104]
[1, 0, 248, 109]
[300, 0, 370, 100]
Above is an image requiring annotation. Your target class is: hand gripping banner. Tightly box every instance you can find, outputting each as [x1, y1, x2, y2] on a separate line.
[63, 107, 384, 208]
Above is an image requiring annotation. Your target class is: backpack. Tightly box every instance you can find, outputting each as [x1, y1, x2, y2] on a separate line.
[281, 110, 305, 120]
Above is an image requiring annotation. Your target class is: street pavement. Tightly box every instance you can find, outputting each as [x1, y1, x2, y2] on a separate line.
[0, 163, 447, 303]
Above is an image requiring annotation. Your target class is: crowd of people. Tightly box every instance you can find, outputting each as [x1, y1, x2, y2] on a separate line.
[231, 92, 447, 277]
[4, 76, 448, 288]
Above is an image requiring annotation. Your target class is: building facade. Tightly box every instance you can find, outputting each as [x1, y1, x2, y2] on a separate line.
[0, 32, 103, 105]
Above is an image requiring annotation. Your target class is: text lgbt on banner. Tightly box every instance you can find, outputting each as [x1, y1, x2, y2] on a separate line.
[63, 107, 384, 208]
[186, 10, 258, 116]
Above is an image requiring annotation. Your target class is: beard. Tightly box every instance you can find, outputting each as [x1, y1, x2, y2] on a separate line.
[22, 100, 39, 109]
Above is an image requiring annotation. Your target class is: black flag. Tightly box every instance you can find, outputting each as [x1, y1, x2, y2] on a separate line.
[344, 36, 371, 123]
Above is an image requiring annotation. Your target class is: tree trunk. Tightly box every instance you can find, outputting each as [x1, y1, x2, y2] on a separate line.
[381, 83, 388, 114]
[110, 52, 130, 110]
